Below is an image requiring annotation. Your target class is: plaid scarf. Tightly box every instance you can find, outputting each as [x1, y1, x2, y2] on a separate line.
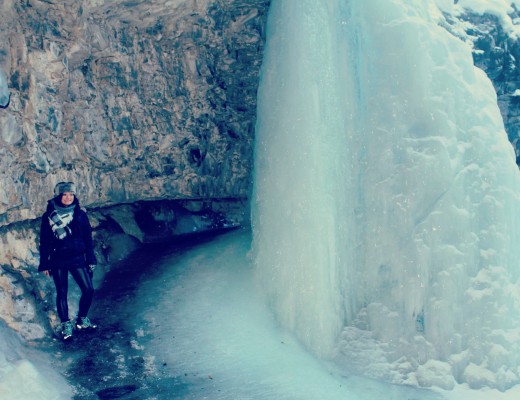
[49, 203, 75, 240]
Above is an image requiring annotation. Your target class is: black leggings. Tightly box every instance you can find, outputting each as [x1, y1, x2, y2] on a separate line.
[52, 266, 94, 323]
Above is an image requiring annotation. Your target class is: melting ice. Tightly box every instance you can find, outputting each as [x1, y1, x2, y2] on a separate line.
[252, 0, 520, 392]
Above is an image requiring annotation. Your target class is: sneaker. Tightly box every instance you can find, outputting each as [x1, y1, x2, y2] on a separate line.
[60, 321, 73, 340]
[75, 316, 97, 330]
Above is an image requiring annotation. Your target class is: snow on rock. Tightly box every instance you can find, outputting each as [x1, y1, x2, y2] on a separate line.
[416, 360, 456, 390]
[463, 363, 498, 389]
[435, 0, 520, 37]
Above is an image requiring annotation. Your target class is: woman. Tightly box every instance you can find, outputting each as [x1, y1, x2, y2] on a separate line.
[38, 181, 97, 340]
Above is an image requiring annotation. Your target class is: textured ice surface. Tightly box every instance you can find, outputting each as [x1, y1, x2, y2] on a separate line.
[0, 321, 71, 400]
[252, 0, 520, 390]
[135, 231, 520, 399]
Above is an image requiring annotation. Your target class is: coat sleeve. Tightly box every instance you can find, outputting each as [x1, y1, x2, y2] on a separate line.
[81, 211, 97, 265]
[38, 213, 53, 271]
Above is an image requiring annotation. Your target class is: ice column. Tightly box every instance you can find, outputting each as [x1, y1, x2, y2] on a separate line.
[252, 0, 520, 389]
[0, 69, 9, 107]
[252, 0, 357, 357]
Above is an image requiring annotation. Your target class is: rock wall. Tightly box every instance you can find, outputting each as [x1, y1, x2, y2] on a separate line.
[0, 0, 268, 226]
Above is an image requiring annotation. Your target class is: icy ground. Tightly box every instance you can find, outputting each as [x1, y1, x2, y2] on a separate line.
[0, 321, 72, 400]
[4, 229, 520, 399]
[3, 227, 515, 400]
[69, 231, 520, 400]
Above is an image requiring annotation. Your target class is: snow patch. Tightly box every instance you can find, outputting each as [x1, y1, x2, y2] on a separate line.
[417, 360, 456, 390]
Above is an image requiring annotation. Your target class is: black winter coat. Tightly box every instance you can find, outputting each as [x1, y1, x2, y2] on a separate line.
[38, 198, 97, 271]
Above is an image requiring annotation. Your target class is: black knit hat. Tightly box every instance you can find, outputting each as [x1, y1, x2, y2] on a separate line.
[54, 181, 76, 196]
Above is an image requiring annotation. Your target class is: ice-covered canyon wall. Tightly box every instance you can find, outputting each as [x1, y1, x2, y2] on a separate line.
[0, 0, 520, 391]
[253, 0, 520, 391]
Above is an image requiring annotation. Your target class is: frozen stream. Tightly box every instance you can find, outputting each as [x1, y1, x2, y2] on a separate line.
[41, 229, 519, 399]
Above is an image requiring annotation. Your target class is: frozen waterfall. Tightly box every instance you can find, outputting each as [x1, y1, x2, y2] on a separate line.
[252, 0, 520, 391]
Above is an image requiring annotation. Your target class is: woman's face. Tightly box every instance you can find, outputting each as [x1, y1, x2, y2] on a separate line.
[61, 192, 75, 206]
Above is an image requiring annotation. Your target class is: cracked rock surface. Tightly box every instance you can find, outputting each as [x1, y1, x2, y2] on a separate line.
[0, 0, 268, 225]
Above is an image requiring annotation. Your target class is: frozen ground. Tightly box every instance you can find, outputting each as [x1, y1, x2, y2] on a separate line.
[129, 229, 520, 400]
[0, 320, 72, 400]
[4, 229, 520, 399]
